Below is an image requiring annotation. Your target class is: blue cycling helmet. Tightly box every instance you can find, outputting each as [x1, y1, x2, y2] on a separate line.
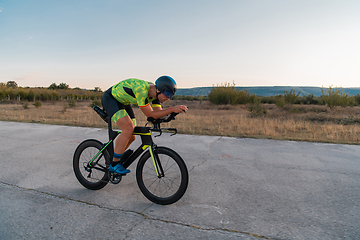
[155, 76, 177, 98]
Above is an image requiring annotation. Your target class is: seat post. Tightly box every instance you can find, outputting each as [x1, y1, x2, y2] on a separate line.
[107, 117, 115, 161]
[107, 117, 113, 138]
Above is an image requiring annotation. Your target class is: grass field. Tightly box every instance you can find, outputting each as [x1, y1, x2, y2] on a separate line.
[1, 100, 359, 145]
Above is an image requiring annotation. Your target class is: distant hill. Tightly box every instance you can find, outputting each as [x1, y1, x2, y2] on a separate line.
[177, 86, 360, 97]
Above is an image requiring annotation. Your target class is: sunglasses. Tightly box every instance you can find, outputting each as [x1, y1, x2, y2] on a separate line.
[162, 88, 174, 99]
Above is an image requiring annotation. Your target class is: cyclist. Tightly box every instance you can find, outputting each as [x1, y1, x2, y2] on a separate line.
[101, 76, 188, 175]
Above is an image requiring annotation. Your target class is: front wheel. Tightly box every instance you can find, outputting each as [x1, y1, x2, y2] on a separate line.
[73, 139, 110, 190]
[136, 147, 188, 205]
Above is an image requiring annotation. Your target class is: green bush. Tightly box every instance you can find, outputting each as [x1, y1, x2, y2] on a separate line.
[354, 94, 360, 106]
[208, 82, 254, 105]
[247, 97, 267, 117]
[90, 100, 102, 108]
[231, 90, 253, 105]
[260, 96, 276, 104]
[0, 90, 5, 101]
[26, 90, 36, 102]
[17, 90, 27, 101]
[173, 95, 208, 101]
[33, 101, 42, 108]
[208, 83, 234, 104]
[298, 93, 322, 105]
[321, 86, 353, 108]
[284, 89, 301, 104]
[68, 99, 76, 108]
[61, 104, 67, 113]
[275, 95, 286, 108]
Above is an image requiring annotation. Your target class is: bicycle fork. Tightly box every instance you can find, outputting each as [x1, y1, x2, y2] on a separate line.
[135, 127, 164, 179]
[144, 145, 164, 178]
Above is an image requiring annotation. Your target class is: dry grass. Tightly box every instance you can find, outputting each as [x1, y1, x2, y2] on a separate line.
[1, 100, 359, 145]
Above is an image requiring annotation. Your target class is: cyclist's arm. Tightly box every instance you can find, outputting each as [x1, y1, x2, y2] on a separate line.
[153, 105, 162, 111]
[140, 104, 186, 119]
[152, 101, 162, 111]
[152, 103, 162, 111]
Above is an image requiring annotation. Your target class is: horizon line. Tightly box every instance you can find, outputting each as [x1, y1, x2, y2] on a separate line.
[179, 85, 360, 89]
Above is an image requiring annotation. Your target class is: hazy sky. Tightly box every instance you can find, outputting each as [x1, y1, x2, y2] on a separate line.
[1, 0, 359, 90]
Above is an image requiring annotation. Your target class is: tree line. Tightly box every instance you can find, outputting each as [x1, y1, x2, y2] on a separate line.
[207, 82, 360, 108]
[0, 81, 103, 102]
[2, 80, 360, 109]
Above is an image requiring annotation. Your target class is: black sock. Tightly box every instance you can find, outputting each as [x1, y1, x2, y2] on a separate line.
[112, 153, 123, 167]
[112, 161, 119, 167]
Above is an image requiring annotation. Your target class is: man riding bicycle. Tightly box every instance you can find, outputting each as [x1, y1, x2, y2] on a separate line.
[101, 76, 188, 175]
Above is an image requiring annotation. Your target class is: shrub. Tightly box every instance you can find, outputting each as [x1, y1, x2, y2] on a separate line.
[61, 104, 67, 113]
[90, 100, 102, 108]
[299, 93, 322, 105]
[208, 82, 254, 105]
[260, 96, 276, 104]
[355, 94, 360, 106]
[284, 89, 301, 104]
[208, 82, 235, 104]
[68, 99, 76, 108]
[321, 86, 353, 108]
[0, 90, 5, 101]
[17, 90, 27, 101]
[33, 101, 42, 108]
[23, 103, 29, 109]
[26, 90, 36, 102]
[275, 95, 286, 108]
[247, 97, 267, 117]
[231, 90, 253, 105]
[173, 95, 208, 101]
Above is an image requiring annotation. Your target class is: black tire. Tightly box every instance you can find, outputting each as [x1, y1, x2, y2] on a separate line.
[73, 139, 110, 190]
[136, 147, 188, 205]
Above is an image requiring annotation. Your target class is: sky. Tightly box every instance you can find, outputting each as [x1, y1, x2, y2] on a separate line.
[1, 0, 360, 90]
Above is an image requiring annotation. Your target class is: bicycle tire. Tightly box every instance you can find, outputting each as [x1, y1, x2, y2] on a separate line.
[136, 147, 188, 205]
[73, 139, 110, 190]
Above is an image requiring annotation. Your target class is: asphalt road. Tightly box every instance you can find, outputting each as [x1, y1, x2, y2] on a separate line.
[0, 121, 359, 240]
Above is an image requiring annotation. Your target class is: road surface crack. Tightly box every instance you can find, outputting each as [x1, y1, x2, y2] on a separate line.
[188, 137, 223, 173]
[0, 181, 273, 240]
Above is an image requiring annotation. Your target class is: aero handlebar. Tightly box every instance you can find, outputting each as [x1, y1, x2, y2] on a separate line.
[93, 105, 181, 137]
[146, 112, 180, 137]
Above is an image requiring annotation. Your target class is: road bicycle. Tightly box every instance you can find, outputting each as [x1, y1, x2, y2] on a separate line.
[73, 106, 188, 205]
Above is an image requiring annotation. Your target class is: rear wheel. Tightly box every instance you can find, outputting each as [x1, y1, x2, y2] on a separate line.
[136, 147, 188, 205]
[73, 140, 110, 190]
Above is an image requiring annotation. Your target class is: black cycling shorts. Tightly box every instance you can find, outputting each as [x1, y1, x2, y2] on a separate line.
[101, 87, 135, 123]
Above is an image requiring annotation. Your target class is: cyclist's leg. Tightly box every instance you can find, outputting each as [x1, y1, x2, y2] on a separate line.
[102, 87, 136, 153]
[112, 103, 136, 155]
[124, 104, 137, 150]
[102, 88, 133, 174]
[113, 115, 135, 159]
[103, 112, 133, 174]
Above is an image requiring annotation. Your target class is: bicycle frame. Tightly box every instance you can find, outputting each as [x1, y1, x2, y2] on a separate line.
[88, 113, 165, 177]
[74, 106, 187, 205]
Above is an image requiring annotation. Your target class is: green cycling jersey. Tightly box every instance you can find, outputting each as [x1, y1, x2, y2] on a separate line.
[111, 78, 161, 108]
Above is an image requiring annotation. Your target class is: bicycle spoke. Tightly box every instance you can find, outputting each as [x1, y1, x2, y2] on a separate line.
[140, 152, 183, 199]
[74, 141, 109, 189]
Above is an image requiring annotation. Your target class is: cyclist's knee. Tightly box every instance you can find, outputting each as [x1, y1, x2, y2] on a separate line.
[116, 117, 135, 134]
[122, 126, 135, 137]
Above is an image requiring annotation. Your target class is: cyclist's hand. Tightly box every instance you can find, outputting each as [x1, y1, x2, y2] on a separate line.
[173, 105, 188, 113]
